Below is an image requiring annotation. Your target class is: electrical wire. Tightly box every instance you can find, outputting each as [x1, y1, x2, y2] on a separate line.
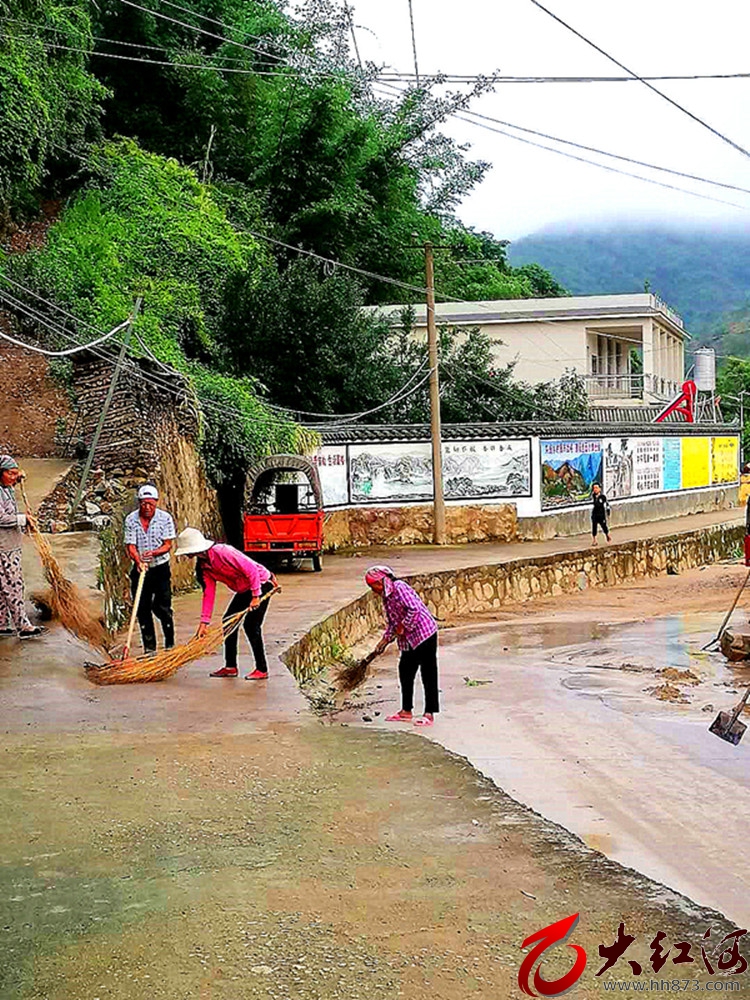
[452, 111, 750, 212]
[118, 0, 288, 64]
[461, 110, 750, 197]
[0, 315, 131, 356]
[372, 78, 750, 209]
[0, 276, 436, 423]
[524, 0, 750, 161]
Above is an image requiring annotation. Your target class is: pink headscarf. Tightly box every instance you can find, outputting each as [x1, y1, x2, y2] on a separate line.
[364, 565, 396, 595]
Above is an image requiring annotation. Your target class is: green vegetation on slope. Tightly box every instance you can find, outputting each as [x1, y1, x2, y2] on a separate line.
[0, 0, 574, 493]
[2, 141, 307, 484]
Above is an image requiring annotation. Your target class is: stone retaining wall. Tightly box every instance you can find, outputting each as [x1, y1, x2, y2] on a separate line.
[324, 503, 517, 550]
[283, 520, 745, 682]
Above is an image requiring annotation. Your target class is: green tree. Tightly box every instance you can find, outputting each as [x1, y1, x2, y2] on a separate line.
[717, 356, 750, 459]
[0, 0, 106, 220]
[2, 140, 307, 486]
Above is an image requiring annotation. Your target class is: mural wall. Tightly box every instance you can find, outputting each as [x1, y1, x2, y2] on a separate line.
[314, 433, 738, 511]
[315, 440, 532, 507]
[542, 434, 738, 509]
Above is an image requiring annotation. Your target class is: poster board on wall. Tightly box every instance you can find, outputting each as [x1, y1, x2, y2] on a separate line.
[633, 437, 663, 495]
[541, 439, 603, 509]
[662, 438, 681, 491]
[442, 440, 532, 499]
[603, 438, 634, 499]
[681, 437, 711, 490]
[711, 436, 739, 485]
[348, 440, 532, 505]
[312, 446, 349, 507]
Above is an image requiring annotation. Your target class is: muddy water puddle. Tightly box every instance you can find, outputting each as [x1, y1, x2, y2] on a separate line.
[442, 613, 750, 717]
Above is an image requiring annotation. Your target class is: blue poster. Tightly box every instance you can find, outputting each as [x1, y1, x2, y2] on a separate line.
[662, 438, 681, 491]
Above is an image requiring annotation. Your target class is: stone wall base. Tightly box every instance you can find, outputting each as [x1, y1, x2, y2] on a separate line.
[519, 486, 739, 541]
[284, 520, 744, 683]
[324, 503, 518, 550]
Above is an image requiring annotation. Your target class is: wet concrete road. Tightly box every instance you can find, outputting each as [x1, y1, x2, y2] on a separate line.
[349, 609, 750, 929]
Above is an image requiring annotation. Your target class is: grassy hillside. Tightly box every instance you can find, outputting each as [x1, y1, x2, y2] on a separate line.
[509, 225, 750, 347]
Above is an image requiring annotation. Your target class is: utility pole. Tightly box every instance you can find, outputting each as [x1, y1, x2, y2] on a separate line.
[70, 298, 142, 520]
[424, 242, 446, 544]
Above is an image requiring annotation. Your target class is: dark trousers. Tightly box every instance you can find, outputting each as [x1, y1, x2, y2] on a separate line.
[130, 562, 174, 652]
[592, 514, 609, 537]
[223, 580, 273, 672]
[398, 632, 440, 714]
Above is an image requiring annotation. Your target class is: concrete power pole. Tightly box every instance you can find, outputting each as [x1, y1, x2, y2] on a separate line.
[424, 242, 446, 544]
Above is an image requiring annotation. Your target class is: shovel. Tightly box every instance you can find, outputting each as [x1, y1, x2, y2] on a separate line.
[702, 567, 750, 651]
[709, 686, 750, 746]
[118, 564, 147, 663]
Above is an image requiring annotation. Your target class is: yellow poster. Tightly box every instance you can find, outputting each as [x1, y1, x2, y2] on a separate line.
[681, 436, 710, 489]
[711, 436, 739, 485]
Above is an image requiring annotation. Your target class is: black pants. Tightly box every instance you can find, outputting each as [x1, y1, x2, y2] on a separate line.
[130, 562, 174, 653]
[398, 632, 440, 714]
[223, 580, 274, 672]
[592, 514, 609, 537]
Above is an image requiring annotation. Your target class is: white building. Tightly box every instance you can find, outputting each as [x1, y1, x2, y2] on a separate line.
[369, 292, 687, 407]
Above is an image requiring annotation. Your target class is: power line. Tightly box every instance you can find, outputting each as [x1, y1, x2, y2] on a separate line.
[0, 314, 131, 356]
[118, 0, 285, 63]
[450, 110, 750, 212]
[0, 275, 436, 423]
[375, 81, 750, 212]
[524, 0, 750, 161]
[461, 110, 750, 197]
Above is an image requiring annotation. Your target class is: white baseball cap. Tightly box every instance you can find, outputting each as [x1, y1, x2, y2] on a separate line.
[138, 485, 159, 500]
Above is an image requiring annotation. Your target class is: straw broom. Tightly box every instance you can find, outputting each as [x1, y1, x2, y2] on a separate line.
[85, 586, 280, 685]
[20, 481, 111, 653]
[335, 647, 381, 693]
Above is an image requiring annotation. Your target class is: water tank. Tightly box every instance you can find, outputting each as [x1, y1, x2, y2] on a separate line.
[693, 348, 716, 391]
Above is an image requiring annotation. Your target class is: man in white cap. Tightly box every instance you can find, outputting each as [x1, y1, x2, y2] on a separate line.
[124, 485, 176, 653]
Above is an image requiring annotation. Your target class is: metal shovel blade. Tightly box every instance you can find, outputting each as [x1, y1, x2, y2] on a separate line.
[709, 711, 748, 746]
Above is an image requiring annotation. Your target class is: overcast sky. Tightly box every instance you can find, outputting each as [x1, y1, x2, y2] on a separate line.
[349, 0, 750, 240]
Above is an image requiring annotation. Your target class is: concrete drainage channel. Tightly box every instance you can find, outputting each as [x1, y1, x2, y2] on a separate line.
[282, 520, 746, 686]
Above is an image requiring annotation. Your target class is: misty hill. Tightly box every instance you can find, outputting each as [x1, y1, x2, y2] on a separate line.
[509, 225, 750, 344]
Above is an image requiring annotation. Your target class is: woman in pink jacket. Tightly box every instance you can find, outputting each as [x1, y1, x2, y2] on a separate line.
[175, 528, 276, 679]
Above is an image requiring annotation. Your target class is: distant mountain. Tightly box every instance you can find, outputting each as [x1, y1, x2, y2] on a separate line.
[508, 224, 750, 347]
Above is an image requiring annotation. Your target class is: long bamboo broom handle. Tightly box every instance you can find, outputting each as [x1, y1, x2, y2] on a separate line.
[704, 567, 750, 649]
[218, 584, 281, 640]
[123, 565, 148, 660]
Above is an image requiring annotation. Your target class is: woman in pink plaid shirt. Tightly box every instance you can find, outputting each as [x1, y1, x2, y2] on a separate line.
[366, 565, 439, 727]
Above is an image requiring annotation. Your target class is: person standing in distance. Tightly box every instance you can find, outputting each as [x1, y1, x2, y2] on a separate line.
[124, 485, 176, 653]
[591, 482, 612, 546]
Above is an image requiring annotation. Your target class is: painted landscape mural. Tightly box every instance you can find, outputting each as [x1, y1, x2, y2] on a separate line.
[541, 439, 603, 509]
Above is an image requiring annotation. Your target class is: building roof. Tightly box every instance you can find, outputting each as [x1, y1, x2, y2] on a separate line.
[366, 293, 688, 338]
[311, 419, 728, 445]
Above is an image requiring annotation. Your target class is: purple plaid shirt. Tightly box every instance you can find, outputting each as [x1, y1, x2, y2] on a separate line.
[382, 579, 437, 651]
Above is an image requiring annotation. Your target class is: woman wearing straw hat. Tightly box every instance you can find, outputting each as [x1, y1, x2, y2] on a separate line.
[175, 528, 276, 679]
[0, 455, 44, 639]
[365, 565, 439, 727]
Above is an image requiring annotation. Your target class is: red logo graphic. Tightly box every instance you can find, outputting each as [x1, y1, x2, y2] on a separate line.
[518, 913, 587, 997]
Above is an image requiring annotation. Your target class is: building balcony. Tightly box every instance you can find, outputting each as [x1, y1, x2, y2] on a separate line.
[586, 374, 681, 403]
